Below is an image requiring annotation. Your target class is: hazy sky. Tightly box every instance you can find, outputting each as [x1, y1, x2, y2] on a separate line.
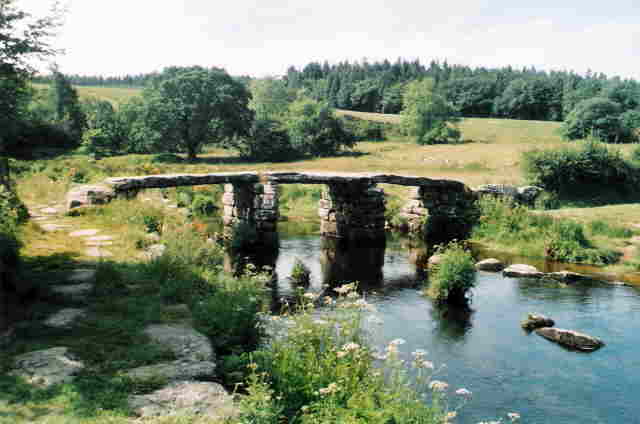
[20, 0, 640, 79]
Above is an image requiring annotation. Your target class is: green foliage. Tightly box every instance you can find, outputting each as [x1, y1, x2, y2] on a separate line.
[285, 97, 355, 156]
[190, 193, 217, 216]
[289, 258, 311, 285]
[231, 118, 298, 162]
[400, 78, 462, 145]
[425, 242, 476, 305]
[140, 66, 253, 160]
[150, 152, 184, 163]
[340, 115, 390, 141]
[244, 283, 445, 423]
[587, 220, 633, 238]
[522, 138, 638, 195]
[562, 97, 634, 143]
[472, 197, 620, 265]
[249, 77, 296, 121]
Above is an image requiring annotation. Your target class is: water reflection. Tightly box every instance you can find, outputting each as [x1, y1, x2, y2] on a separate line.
[430, 304, 473, 343]
[320, 237, 386, 289]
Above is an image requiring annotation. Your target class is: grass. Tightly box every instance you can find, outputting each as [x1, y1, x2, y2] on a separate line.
[32, 84, 142, 107]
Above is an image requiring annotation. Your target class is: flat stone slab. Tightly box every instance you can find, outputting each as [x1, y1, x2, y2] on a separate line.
[67, 268, 96, 283]
[85, 235, 115, 242]
[41, 223, 72, 232]
[124, 360, 216, 382]
[141, 244, 166, 260]
[535, 327, 604, 352]
[69, 229, 100, 237]
[10, 347, 85, 387]
[51, 283, 93, 301]
[85, 241, 114, 247]
[66, 184, 115, 210]
[40, 207, 60, 215]
[85, 247, 113, 257]
[547, 271, 594, 284]
[475, 258, 504, 272]
[143, 324, 213, 361]
[503, 264, 544, 279]
[44, 308, 87, 328]
[129, 381, 237, 418]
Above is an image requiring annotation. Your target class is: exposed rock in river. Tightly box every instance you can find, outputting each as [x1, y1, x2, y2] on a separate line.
[503, 264, 544, 279]
[475, 258, 504, 272]
[547, 271, 594, 284]
[521, 313, 555, 331]
[535, 327, 604, 352]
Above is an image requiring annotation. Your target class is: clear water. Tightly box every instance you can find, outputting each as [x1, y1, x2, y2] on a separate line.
[261, 230, 640, 424]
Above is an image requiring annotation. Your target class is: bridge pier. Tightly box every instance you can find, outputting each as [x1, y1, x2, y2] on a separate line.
[222, 182, 279, 246]
[319, 182, 386, 244]
[400, 186, 478, 243]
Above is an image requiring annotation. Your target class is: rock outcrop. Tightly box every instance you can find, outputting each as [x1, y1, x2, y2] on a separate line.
[66, 184, 115, 210]
[129, 381, 238, 418]
[535, 327, 604, 352]
[10, 347, 85, 387]
[521, 313, 555, 331]
[474, 184, 543, 206]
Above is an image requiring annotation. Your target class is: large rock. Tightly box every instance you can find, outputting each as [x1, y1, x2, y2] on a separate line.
[547, 271, 594, 284]
[66, 184, 115, 210]
[474, 184, 543, 206]
[521, 313, 555, 331]
[517, 186, 544, 205]
[10, 347, 85, 387]
[125, 360, 216, 382]
[129, 381, 238, 418]
[143, 324, 214, 362]
[51, 283, 93, 302]
[427, 254, 443, 268]
[503, 264, 544, 279]
[475, 258, 504, 272]
[535, 327, 604, 352]
[44, 308, 86, 329]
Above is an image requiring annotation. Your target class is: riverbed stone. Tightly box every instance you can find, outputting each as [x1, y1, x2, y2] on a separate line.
[44, 308, 86, 328]
[521, 313, 555, 331]
[85, 247, 113, 258]
[41, 223, 72, 232]
[10, 347, 85, 387]
[66, 184, 115, 210]
[535, 327, 604, 352]
[547, 271, 594, 284]
[428, 254, 443, 268]
[67, 268, 96, 284]
[128, 381, 238, 418]
[475, 258, 504, 272]
[503, 264, 544, 279]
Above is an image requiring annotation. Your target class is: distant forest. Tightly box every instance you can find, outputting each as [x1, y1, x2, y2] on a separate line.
[34, 59, 640, 122]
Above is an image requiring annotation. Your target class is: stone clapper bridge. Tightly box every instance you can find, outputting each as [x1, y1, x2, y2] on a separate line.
[67, 171, 478, 244]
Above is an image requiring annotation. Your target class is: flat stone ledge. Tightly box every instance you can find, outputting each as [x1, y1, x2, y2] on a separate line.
[10, 347, 85, 387]
[124, 360, 216, 383]
[44, 308, 87, 329]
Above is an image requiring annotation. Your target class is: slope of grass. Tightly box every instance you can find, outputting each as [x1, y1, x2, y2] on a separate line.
[32, 84, 142, 107]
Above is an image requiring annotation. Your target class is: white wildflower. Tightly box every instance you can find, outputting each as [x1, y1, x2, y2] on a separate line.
[455, 388, 472, 397]
[389, 338, 406, 346]
[507, 412, 521, 421]
[342, 342, 360, 352]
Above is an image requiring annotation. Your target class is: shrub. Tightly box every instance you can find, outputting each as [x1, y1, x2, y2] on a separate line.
[522, 138, 638, 195]
[244, 283, 446, 423]
[425, 242, 476, 305]
[587, 220, 633, 238]
[190, 194, 216, 216]
[289, 258, 311, 285]
[339, 115, 391, 141]
[232, 118, 298, 162]
[545, 220, 619, 265]
[562, 97, 632, 143]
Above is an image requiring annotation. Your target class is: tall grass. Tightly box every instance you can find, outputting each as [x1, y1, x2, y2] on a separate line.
[472, 197, 620, 265]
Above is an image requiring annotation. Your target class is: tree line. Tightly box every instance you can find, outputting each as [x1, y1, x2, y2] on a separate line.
[284, 59, 640, 122]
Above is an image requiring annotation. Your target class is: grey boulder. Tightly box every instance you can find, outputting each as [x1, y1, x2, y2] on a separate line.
[535, 327, 604, 352]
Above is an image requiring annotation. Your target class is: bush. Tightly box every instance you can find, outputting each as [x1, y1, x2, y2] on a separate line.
[289, 258, 311, 285]
[190, 194, 216, 216]
[339, 115, 391, 141]
[545, 220, 619, 265]
[425, 242, 476, 305]
[522, 138, 638, 195]
[244, 283, 446, 423]
[232, 118, 298, 162]
[562, 97, 633, 143]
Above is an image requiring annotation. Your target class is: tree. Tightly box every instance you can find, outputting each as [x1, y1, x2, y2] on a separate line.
[141, 66, 253, 161]
[50, 68, 86, 142]
[400, 78, 461, 145]
[284, 98, 355, 156]
[249, 77, 295, 121]
[562, 97, 632, 143]
[0, 0, 62, 184]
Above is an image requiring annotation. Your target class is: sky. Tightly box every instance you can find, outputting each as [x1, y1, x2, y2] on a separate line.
[19, 0, 640, 80]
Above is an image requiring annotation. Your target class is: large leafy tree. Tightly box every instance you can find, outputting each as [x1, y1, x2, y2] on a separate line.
[400, 78, 461, 145]
[562, 97, 634, 143]
[0, 0, 62, 184]
[142, 66, 253, 161]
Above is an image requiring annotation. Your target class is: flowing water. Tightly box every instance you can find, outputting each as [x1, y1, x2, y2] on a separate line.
[254, 226, 640, 424]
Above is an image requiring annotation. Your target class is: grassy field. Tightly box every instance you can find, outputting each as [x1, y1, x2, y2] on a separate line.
[32, 84, 142, 107]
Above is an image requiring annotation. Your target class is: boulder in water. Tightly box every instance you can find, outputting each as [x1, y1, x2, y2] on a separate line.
[535, 327, 604, 352]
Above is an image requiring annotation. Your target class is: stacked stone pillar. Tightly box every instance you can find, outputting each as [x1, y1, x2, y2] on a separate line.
[319, 182, 386, 244]
[222, 182, 279, 245]
[399, 185, 478, 243]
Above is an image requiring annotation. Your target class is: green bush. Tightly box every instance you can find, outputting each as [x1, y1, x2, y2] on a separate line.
[151, 153, 184, 163]
[587, 220, 633, 238]
[289, 258, 311, 285]
[190, 194, 216, 216]
[244, 283, 445, 423]
[522, 138, 638, 195]
[545, 220, 619, 265]
[340, 115, 391, 141]
[562, 97, 633, 143]
[425, 242, 476, 305]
